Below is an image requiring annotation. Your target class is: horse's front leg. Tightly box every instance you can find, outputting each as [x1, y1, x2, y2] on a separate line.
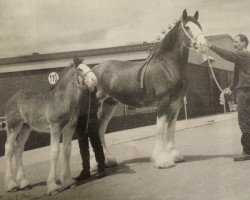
[168, 113, 185, 164]
[60, 122, 75, 188]
[47, 125, 61, 195]
[152, 96, 184, 168]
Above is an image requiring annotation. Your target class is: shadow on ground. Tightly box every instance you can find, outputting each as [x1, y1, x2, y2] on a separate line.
[184, 154, 235, 162]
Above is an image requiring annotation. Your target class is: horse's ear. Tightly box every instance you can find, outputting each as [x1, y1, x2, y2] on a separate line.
[193, 11, 199, 20]
[182, 9, 188, 21]
[73, 57, 83, 68]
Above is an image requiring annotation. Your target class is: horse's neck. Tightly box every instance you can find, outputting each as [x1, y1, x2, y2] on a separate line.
[155, 23, 189, 66]
[50, 69, 80, 105]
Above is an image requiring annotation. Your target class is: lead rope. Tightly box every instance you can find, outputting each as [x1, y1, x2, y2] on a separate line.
[181, 20, 227, 116]
[205, 53, 227, 117]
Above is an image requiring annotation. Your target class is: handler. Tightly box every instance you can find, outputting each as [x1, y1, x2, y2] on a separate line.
[75, 79, 106, 182]
[205, 34, 250, 161]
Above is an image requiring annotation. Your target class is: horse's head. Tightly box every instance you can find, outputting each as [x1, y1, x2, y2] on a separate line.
[179, 9, 206, 53]
[74, 60, 97, 91]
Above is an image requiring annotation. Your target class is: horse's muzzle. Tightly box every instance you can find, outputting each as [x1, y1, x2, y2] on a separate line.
[84, 72, 97, 91]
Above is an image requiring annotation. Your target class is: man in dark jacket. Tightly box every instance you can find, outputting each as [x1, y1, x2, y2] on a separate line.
[75, 89, 106, 181]
[206, 34, 250, 161]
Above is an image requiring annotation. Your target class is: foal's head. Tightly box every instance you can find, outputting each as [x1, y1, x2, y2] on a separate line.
[179, 9, 206, 53]
[74, 59, 97, 91]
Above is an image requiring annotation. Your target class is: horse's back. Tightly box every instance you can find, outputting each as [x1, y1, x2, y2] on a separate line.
[93, 60, 143, 77]
[93, 60, 144, 90]
[93, 60, 158, 106]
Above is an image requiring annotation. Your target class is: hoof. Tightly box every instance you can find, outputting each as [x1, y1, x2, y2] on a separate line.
[62, 178, 75, 188]
[6, 179, 19, 192]
[171, 150, 185, 163]
[105, 156, 118, 168]
[155, 160, 175, 169]
[47, 183, 61, 196]
[174, 156, 185, 163]
[152, 151, 175, 169]
[57, 184, 75, 193]
[19, 178, 31, 190]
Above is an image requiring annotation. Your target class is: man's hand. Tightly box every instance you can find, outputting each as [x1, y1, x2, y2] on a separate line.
[222, 87, 232, 95]
[200, 40, 211, 54]
[219, 87, 232, 105]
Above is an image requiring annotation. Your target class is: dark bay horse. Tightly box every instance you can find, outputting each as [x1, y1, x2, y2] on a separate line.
[92, 10, 206, 169]
[4, 59, 97, 195]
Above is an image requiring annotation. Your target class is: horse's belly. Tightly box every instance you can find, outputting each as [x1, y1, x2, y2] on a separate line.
[112, 91, 155, 107]
[31, 126, 50, 133]
[26, 116, 50, 133]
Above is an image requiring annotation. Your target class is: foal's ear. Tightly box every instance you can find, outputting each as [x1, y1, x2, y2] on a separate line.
[182, 9, 188, 21]
[193, 11, 199, 20]
[73, 57, 83, 68]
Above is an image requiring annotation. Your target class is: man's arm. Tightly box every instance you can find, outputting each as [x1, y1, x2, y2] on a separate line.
[210, 45, 242, 63]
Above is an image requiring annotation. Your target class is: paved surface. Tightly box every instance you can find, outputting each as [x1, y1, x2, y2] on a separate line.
[1, 113, 250, 200]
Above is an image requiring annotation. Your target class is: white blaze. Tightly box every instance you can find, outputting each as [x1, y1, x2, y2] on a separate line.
[78, 63, 91, 74]
[186, 21, 206, 50]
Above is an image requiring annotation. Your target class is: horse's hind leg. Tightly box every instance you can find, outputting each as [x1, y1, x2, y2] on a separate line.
[15, 123, 31, 190]
[97, 98, 118, 167]
[5, 123, 23, 191]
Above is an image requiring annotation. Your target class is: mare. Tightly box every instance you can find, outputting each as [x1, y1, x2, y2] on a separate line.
[4, 59, 97, 194]
[92, 10, 207, 169]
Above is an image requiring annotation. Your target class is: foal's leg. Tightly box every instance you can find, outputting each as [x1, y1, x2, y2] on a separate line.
[15, 124, 31, 189]
[5, 124, 22, 191]
[47, 125, 61, 195]
[98, 99, 118, 167]
[152, 96, 183, 168]
[60, 123, 75, 187]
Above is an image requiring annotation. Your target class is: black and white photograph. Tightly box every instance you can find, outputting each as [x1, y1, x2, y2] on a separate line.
[0, 0, 250, 199]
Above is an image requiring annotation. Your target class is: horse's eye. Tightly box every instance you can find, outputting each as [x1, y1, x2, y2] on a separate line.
[185, 26, 190, 30]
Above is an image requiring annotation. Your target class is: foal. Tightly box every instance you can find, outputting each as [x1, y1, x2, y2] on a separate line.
[4, 60, 97, 195]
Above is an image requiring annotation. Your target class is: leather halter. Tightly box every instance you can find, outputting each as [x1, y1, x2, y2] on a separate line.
[76, 69, 92, 88]
[180, 21, 204, 48]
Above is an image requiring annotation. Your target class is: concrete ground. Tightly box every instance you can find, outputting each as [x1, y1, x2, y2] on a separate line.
[1, 112, 250, 200]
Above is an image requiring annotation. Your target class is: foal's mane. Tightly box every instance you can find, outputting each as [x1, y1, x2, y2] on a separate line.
[49, 64, 76, 91]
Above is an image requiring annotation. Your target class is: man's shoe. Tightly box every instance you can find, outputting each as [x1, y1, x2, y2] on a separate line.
[233, 152, 250, 161]
[96, 170, 106, 179]
[75, 170, 91, 182]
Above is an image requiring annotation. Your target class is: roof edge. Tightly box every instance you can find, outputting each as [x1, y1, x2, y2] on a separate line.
[0, 34, 233, 65]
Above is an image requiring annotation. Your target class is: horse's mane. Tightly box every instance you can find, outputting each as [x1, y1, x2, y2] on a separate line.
[153, 15, 199, 58]
[156, 20, 181, 54]
[49, 64, 76, 92]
